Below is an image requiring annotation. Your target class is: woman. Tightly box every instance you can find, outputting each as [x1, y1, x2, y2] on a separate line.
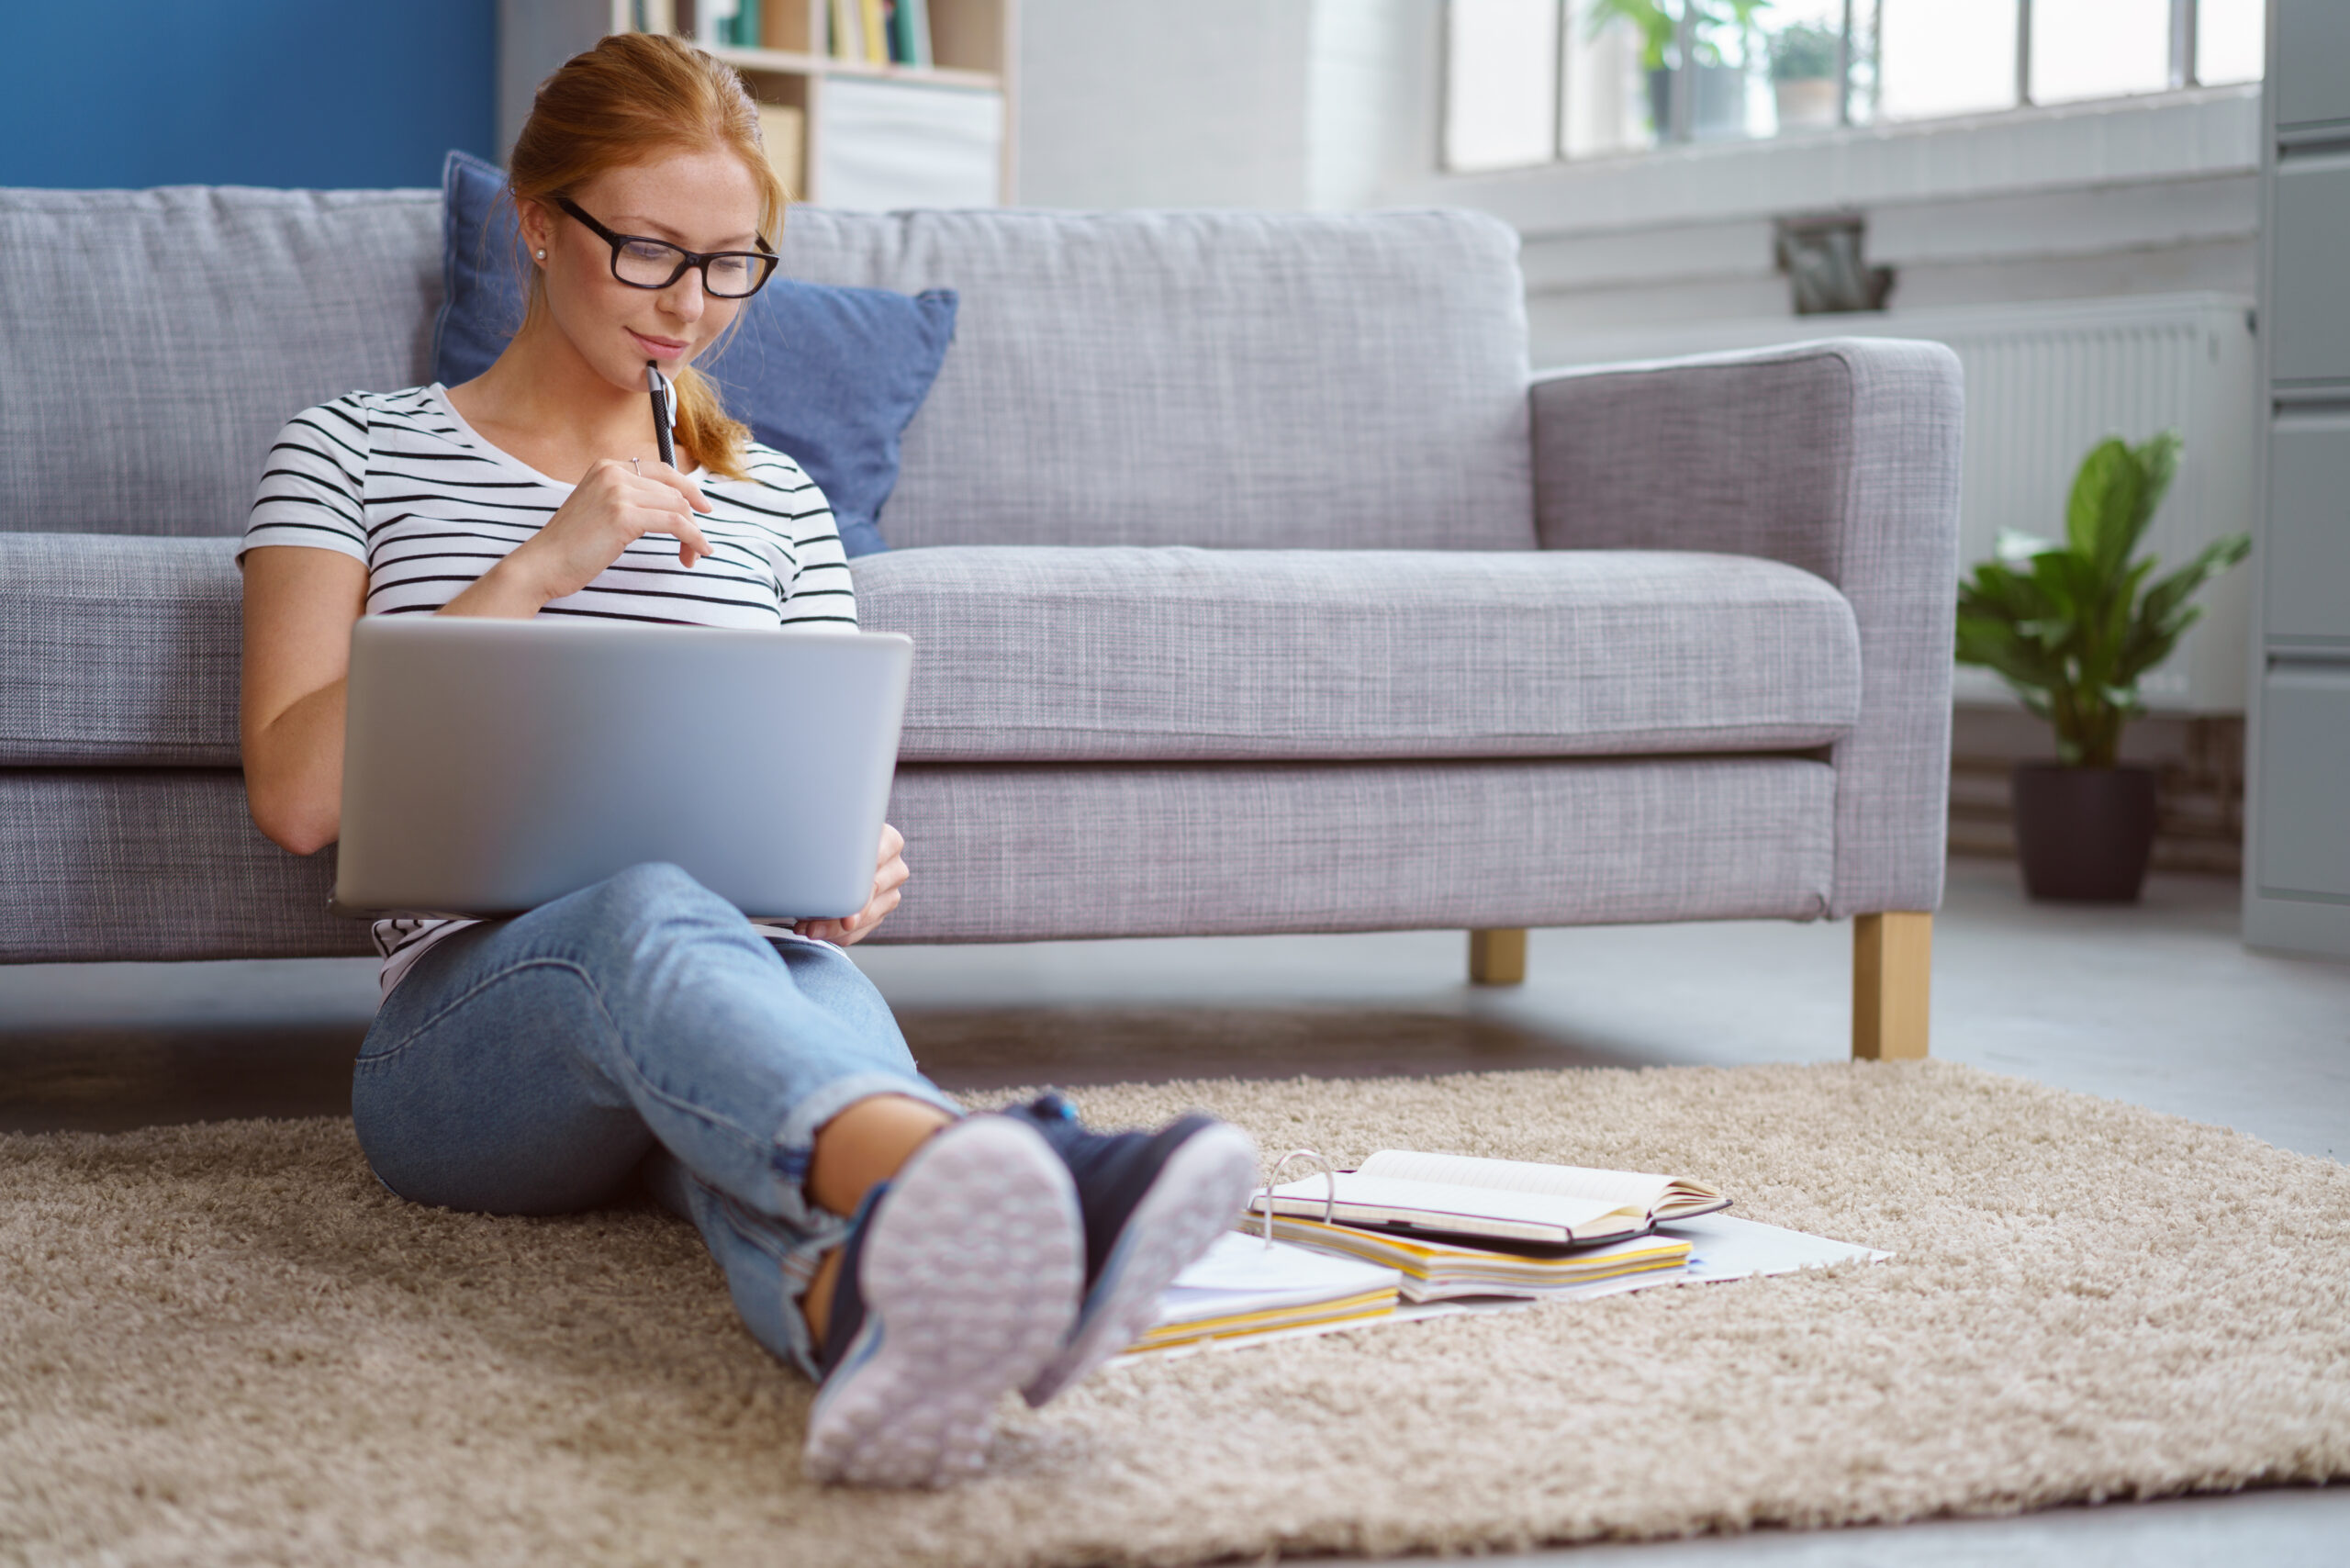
[238, 32, 1257, 1488]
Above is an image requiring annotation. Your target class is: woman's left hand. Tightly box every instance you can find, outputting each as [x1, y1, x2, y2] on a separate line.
[795, 823, 907, 946]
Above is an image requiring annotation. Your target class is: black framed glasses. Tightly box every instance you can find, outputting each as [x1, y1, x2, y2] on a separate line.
[555, 197, 778, 299]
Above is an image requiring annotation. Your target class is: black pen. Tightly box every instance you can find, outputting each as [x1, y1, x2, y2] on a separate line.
[645, 361, 676, 469]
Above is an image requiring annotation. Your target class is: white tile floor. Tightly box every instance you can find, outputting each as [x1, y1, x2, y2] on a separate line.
[2, 857, 2344, 1561]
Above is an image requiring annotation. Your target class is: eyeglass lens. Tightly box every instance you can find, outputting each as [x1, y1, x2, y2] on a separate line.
[612, 239, 765, 297]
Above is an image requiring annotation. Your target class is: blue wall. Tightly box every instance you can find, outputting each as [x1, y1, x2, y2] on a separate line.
[0, 1, 496, 190]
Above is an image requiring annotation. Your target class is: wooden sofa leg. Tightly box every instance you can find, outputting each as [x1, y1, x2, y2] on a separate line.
[1468, 928, 1528, 986]
[1852, 913, 1932, 1060]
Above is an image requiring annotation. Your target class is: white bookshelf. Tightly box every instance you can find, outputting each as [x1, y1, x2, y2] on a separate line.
[611, 0, 1016, 208]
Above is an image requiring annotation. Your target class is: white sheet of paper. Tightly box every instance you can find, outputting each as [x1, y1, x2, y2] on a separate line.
[1514, 1213, 1888, 1305]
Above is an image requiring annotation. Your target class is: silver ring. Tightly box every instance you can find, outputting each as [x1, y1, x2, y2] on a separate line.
[630, 457, 642, 476]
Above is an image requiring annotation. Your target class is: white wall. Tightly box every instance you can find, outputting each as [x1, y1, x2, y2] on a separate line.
[1015, 0, 1315, 209]
[1014, 5, 2259, 367]
[1013, 0, 1436, 211]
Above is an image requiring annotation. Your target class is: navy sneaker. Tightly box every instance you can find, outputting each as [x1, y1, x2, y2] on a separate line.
[1005, 1092, 1260, 1406]
[801, 1114, 1083, 1486]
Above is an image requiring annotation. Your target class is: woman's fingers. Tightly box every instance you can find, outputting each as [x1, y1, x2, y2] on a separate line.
[646, 460, 714, 514]
[665, 510, 714, 567]
[830, 824, 908, 946]
[618, 465, 714, 566]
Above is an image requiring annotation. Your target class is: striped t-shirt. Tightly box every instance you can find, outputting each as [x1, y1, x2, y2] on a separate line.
[241, 383, 856, 996]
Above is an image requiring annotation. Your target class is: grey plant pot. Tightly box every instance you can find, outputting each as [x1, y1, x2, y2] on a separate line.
[1647, 63, 1750, 142]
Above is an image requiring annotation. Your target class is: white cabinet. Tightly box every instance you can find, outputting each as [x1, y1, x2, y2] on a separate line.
[817, 77, 1003, 209]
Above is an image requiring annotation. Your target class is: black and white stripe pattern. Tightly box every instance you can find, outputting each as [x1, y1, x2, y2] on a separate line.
[242, 384, 857, 994]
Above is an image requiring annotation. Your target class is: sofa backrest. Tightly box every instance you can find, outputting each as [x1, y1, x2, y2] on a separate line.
[778, 208, 1535, 551]
[0, 185, 442, 541]
[0, 189, 1533, 551]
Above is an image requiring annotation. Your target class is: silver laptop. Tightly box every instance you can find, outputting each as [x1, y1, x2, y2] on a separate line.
[333, 617, 912, 921]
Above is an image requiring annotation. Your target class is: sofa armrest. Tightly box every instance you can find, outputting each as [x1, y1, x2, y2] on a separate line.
[1529, 338, 1963, 919]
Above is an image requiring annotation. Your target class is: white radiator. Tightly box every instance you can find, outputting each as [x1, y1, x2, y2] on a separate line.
[1549, 293, 2260, 712]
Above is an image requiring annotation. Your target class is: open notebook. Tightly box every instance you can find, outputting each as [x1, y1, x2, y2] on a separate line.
[1248, 1149, 1729, 1247]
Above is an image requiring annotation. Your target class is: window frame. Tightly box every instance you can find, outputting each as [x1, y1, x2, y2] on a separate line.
[1439, 0, 2236, 174]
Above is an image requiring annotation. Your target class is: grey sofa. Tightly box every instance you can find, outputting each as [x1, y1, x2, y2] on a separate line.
[0, 185, 1960, 1058]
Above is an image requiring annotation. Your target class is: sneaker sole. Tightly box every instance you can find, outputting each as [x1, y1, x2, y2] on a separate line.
[1022, 1121, 1259, 1406]
[803, 1116, 1082, 1486]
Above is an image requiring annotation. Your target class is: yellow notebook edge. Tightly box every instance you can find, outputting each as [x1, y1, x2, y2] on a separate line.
[1133, 1287, 1400, 1350]
[1254, 1215, 1694, 1271]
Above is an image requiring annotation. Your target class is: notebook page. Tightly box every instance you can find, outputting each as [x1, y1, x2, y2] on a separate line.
[1153, 1233, 1400, 1327]
[1356, 1150, 1673, 1211]
[1260, 1174, 1638, 1236]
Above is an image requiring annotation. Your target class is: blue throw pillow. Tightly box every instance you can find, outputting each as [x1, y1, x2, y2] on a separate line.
[431, 150, 955, 557]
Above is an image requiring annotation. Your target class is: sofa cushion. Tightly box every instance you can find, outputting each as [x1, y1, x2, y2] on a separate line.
[0, 758, 1833, 960]
[776, 208, 1537, 553]
[0, 534, 244, 766]
[0, 539, 1856, 769]
[856, 546, 1860, 761]
[0, 185, 441, 540]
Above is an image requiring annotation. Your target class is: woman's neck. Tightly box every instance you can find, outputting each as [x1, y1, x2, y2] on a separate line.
[446, 317, 675, 484]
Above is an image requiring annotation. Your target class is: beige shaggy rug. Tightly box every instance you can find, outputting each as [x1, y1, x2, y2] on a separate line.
[3, 1061, 2347, 1567]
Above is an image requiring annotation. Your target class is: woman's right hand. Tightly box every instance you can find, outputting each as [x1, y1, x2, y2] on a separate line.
[503, 458, 716, 605]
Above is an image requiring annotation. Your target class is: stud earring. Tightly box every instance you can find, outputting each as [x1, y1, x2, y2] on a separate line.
[535, 249, 546, 260]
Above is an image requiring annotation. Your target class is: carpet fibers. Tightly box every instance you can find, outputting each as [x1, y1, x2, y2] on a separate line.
[3, 1061, 2346, 1566]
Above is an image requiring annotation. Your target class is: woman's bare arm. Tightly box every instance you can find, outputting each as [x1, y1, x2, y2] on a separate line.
[240, 545, 368, 856]
[240, 461, 713, 856]
[240, 545, 558, 855]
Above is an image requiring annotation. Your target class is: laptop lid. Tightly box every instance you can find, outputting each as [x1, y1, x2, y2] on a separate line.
[333, 617, 912, 921]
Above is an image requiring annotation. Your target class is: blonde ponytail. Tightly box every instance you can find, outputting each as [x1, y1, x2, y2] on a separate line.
[671, 365, 750, 480]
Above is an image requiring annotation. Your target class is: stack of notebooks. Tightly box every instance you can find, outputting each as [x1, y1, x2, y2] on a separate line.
[1246, 1150, 1730, 1304]
[1132, 1232, 1402, 1353]
[1124, 1150, 1740, 1361]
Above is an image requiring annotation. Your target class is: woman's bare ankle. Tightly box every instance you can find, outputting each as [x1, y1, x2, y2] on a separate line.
[804, 1244, 846, 1350]
[807, 1094, 956, 1218]
[801, 1095, 956, 1357]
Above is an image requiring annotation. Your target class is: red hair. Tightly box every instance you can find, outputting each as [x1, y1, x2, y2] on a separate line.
[508, 32, 789, 480]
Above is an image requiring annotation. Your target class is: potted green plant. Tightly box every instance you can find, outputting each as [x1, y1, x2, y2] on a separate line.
[1769, 21, 1841, 130]
[1585, 0, 1772, 141]
[1953, 431, 2250, 902]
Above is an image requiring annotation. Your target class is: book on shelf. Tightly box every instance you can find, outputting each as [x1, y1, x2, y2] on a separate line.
[1127, 1232, 1400, 1354]
[754, 104, 803, 197]
[1248, 1149, 1729, 1248]
[827, 0, 932, 67]
[696, 0, 760, 49]
[1254, 1216, 1692, 1302]
[904, 0, 932, 67]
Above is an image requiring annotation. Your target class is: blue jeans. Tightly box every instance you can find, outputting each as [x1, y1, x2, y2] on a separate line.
[350, 861, 959, 1378]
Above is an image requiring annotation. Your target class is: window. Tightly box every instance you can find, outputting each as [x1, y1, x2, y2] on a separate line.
[1441, 0, 2266, 172]
[1445, 0, 1564, 173]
